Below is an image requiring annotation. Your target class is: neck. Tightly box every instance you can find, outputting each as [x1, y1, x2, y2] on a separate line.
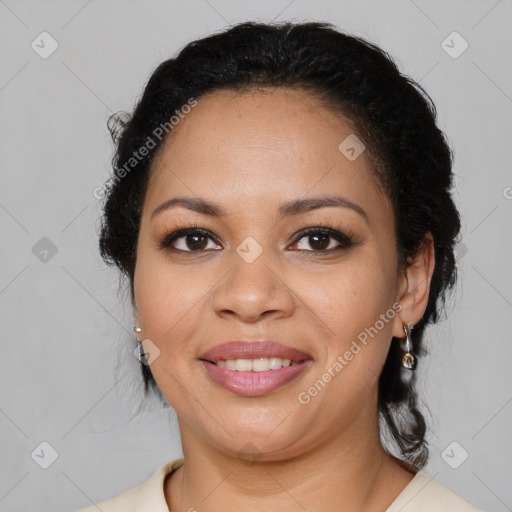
[165, 411, 416, 512]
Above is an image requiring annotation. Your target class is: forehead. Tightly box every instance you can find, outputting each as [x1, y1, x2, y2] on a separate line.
[145, 87, 387, 219]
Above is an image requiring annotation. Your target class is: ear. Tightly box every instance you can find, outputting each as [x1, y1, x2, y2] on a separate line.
[392, 233, 435, 338]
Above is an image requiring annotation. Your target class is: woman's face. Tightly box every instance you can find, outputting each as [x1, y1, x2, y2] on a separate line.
[133, 88, 407, 460]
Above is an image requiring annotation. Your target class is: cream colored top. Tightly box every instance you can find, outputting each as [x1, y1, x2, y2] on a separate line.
[76, 458, 481, 511]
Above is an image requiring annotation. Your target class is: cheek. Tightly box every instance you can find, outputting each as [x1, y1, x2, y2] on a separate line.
[316, 255, 397, 337]
[133, 253, 206, 406]
[313, 246, 398, 381]
[133, 248, 205, 355]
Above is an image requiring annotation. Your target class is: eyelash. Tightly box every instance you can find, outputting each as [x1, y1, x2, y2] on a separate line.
[157, 221, 356, 255]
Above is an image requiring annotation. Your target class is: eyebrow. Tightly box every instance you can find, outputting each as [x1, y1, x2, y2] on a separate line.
[151, 195, 368, 222]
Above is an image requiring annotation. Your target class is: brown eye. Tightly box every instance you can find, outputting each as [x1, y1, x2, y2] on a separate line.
[159, 229, 222, 253]
[289, 228, 354, 252]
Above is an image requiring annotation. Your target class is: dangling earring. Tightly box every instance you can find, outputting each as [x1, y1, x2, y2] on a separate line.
[133, 325, 145, 363]
[402, 321, 417, 370]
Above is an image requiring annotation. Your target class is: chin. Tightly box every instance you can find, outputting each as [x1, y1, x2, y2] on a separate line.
[197, 408, 313, 459]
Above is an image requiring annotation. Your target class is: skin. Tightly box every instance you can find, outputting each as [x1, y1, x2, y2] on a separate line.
[133, 87, 435, 512]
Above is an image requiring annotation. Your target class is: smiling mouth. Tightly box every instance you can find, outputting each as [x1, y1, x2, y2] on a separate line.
[204, 357, 303, 372]
[199, 340, 312, 395]
[201, 358, 311, 397]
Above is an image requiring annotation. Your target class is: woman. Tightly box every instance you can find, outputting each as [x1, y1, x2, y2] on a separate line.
[78, 21, 480, 511]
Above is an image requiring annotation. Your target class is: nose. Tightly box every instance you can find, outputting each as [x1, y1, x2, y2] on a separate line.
[211, 253, 296, 324]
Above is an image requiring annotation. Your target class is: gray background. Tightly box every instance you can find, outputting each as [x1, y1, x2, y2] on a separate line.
[1, 1, 511, 511]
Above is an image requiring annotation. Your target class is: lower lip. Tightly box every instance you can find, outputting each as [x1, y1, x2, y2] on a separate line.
[201, 360, 311, 396]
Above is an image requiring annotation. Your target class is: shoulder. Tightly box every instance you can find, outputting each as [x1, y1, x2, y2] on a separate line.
[387, 471, 482, 511]
[75, 458, 184, 512]
[76, 484, 140, 512]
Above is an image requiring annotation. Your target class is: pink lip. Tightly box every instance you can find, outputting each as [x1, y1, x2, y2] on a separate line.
[201, 360, 312, 396]
[199, 341, 312, 397]
[199, 340, 311, 362]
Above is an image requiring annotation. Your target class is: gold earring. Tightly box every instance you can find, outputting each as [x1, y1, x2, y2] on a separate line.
[402, 321, 416, 370]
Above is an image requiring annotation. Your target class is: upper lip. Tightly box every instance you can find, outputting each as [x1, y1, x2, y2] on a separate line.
[199, 341, 312, 363]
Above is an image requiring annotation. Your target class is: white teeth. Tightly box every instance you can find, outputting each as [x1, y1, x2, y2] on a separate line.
[236, 359, 253, 372]
[216, 357, 296, 371]
[252, 357, 269, 372]
[269, 357, 282, 370]
[225, 360, 237, 370]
